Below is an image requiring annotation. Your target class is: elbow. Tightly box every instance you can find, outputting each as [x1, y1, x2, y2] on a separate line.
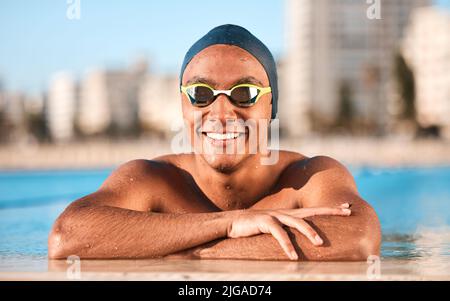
[361, 229, 382, 260]
[354, 233, 381, 261]
[326, 203, 382, 262]
[48, 202, 93, 259]
[48, 224, 66, 259]
[48, 218, 77, 260]
[354, 209, 382, 261]
[333, 228, 380, 262]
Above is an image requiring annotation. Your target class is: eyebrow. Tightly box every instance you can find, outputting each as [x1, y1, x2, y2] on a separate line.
[185, 76, 218, 87]
[232, 76, 264, 87]
[185, 76, 264, 88]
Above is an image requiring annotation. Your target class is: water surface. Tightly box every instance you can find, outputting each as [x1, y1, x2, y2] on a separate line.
[1, 167, 449, 268]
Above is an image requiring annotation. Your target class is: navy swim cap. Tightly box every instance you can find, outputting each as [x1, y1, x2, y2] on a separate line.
[179, 24, 279, 119]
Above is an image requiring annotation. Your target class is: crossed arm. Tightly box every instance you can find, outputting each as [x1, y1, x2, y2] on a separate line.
[166, 157, 381, 261]
[168, 197, 379, 261]
[48, 157, 381, 261]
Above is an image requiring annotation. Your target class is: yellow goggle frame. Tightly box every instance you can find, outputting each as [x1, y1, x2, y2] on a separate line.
[180, 83, 272, 107]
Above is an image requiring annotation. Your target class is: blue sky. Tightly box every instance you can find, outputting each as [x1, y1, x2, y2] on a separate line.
[0, 0, 449, 94]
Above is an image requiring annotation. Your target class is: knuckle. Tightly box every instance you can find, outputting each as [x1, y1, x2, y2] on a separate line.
[265, 215, 278, 224]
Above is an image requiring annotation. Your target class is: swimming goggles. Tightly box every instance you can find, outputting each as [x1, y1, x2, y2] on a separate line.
[180, 83, 271, 108]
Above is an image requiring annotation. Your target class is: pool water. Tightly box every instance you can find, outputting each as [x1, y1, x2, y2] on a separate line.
[0, 167, 449, 264]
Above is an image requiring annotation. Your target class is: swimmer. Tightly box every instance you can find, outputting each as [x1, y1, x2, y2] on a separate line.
[48, 24, 381, 261]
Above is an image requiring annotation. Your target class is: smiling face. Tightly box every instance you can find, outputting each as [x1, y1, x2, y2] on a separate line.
[181, 44, 272, 173]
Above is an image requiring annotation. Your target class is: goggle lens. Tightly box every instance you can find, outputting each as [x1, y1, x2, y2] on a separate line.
[186, 85, 261, 107]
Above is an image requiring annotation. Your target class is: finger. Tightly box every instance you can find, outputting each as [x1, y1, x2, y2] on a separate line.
[288, 207, 351, 218]
[275, 214, 323, 246]
[278, 207, 351, 217]
[278, 204, 350, 214]
[262, 218, 298, 260]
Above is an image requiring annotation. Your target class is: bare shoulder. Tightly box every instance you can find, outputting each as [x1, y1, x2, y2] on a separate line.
[278, 153, 379, 220]
[277, 154, 357, 193]
[95, 155, 188, 211]
[281, 154, 350, 175]
[271, 153, 365, 209]
[253, 152, 357, 210]
[100, 157, 181, 191]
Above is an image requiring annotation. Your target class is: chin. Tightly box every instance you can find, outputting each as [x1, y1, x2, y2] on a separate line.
[201, 153, 248, 174]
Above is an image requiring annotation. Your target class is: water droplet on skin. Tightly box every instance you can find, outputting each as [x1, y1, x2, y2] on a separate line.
[130, 177, 134, 182]
[85, 244, 91, 248]
[226, 185, 231, 190]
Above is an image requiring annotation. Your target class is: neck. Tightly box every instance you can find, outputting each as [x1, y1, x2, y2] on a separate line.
[192, 152, 275, 209]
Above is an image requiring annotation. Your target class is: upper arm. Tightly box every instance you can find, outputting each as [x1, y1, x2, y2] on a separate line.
[281, 156, 382, 258]
[70, 159, 173, 212]
[295, 156, 358, 208]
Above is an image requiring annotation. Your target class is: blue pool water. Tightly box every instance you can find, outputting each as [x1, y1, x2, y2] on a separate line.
[0, 166, 449, 261]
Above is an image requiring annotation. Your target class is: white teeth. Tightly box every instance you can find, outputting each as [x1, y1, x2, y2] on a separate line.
[206, 132, 240, 140]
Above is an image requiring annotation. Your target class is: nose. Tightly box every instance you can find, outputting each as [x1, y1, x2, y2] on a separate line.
[206, 94, 238, 122]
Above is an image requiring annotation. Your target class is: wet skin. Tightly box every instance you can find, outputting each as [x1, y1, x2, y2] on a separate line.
[48, 45, 381, 261]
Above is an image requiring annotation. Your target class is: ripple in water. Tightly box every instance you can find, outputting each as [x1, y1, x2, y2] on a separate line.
[382, 226, 450, 276]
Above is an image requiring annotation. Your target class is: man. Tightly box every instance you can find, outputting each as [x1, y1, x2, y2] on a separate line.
[48, 24, 381, 261]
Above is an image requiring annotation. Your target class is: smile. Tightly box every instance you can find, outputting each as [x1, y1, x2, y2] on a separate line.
[205, 132, 241, 140]
[200, 131, 246, 147]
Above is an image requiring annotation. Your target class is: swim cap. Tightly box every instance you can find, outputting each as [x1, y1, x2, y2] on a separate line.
[179, 24, 279, 119]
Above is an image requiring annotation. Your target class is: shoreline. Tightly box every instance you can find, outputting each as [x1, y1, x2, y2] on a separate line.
[1, 137, 450, 170]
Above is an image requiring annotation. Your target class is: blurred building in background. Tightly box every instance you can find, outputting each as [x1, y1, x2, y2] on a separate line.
[281, 0, 431, 137]
[402, 7, 450, 139]
[78, 70, 111, 135]
[2, 0, 449, 145]
[138, 74, 182, 137]
[0, 80, 45, 144]
[73, 59, 149, 138]
[105, 59, 148, 136]
[45, 58, 182, 141]
[47, 72, 77, 142]
[0, 92, 27, 142]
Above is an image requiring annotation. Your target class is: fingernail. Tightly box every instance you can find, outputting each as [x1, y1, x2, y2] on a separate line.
[342, 209, 351, 214]
[290, 251, 298, 260]
[315, 235, 323, 245]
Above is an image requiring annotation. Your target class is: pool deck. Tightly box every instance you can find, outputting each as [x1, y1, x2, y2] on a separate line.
[1, 258, 449, 281]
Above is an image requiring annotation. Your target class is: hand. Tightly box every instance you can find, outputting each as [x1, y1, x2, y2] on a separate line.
[227, 203, 351, 260]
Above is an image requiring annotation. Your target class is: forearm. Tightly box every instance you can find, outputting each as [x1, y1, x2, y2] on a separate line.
[202, 219, 377, 261]
[48, 204, 235, 259]
[168, 206, 381, 261]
